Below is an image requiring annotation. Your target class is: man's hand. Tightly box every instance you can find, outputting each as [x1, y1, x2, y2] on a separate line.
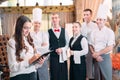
[92, 52, 100, 59]
[96, 56, 104, 62]
[56, 48, 62, 55]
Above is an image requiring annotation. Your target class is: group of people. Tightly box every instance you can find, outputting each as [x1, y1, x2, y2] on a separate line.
[7, 5, 115, 80]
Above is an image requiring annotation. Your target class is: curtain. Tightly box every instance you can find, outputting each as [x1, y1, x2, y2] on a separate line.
[83, 0, 104, 20]
[1, 13, 22, 37]
[57, 12, 74, 27]
[26, 12, 74, 31]
[1, 12, 73, 37]
[74, 0, 103, 22]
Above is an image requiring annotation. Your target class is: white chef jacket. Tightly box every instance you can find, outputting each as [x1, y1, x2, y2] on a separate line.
[89, 26, 115, 53]
[30, 31, 49, 54]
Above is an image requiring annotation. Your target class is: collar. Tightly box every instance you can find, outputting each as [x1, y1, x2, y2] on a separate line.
[73, 33, 81, 39]
[98, 26, 107, 31]
[85, 21, 93, 26]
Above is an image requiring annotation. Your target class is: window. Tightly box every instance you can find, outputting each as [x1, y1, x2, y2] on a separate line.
[0, 0, 73, 6]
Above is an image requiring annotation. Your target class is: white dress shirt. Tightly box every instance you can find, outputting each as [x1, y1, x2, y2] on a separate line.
[89, 26, 115, 53]
[71, 33, 88, 64]
[81, 21, 98, 42]
[7, 37, 36, 77]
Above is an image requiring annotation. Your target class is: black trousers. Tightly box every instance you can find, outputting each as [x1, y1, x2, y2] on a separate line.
[10, 72, 37, 80]
[50, 52, 68, 80]
[70, 55, 86, 80]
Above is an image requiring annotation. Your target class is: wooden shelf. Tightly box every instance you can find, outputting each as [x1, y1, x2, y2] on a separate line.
[0, 5, 74, 14]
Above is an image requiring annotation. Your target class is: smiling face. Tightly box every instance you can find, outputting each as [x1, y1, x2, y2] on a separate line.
[33, 21, 41, 32]
[22, 21, 32, 37]
[83, 11, 92, 23]
[96, 18, 106, 29]
[72, 22, 81, 36]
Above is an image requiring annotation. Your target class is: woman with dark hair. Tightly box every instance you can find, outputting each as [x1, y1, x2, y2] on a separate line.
[69, 22, 88, 80]
[7, 15, 44, 80]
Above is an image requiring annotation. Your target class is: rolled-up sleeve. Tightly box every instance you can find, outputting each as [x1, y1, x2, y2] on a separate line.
[107, 30, 115, 46]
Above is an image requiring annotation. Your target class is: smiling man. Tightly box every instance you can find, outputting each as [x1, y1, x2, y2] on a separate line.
[81, 9, 98, 80]
[89, 4, 115, 80]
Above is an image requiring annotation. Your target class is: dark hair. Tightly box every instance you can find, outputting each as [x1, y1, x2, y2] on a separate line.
[73, 22, 81, 27]
[83, 8, 92, 15]
[14, 15, 34, 61]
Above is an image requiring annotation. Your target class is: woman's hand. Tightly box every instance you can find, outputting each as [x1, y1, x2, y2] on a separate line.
[37, 57, 45, 64]
[29, 54, 40, 64]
